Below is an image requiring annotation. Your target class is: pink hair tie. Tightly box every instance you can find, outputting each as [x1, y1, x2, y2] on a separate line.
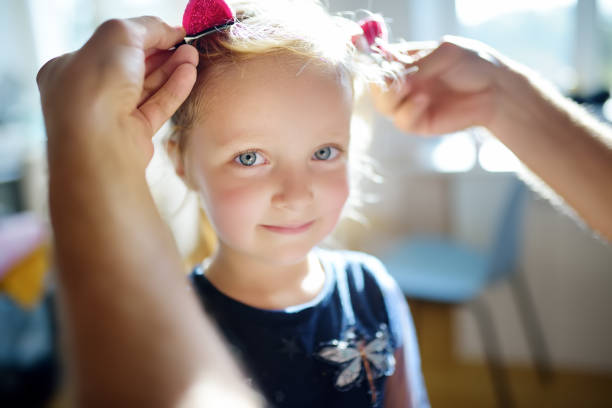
[352, 15, 387, 49]
[351, 14, 414, 66]
[174, 0, 235, 48]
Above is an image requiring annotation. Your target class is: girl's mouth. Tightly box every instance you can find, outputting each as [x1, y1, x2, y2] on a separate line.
[260, 220, 315, 234]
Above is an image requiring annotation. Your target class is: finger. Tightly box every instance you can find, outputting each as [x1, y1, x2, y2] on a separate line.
[88, 17, 185, 57]
[140, 45, 198, 105]
[145, 46, 172, 58]
[137, 62, 197, 134]
[422, 91, 491, 135]
[404, 41, 464, 82]
[385, 41, 437, 66]
[387, 41, 438, 55]
[145, 50, 173, 76]
[392, 93, 431, 134]
[126, 16, 186, 51]
[370, 79, 412, 117]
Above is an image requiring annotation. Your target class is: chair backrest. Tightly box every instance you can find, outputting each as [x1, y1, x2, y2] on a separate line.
[486, 177, 527, 282]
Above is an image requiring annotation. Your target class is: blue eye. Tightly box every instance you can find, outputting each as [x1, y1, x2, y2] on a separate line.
[313, 146, 339, 161]
[235, 151, 263, 166]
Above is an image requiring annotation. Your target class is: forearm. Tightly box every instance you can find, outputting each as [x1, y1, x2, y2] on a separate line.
[49, 142, 259, 407]
[489, 60, 612, 240]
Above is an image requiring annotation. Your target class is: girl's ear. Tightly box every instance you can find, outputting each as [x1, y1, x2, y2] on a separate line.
[166, 139, 189, 183]
[168, 140, 199, 191]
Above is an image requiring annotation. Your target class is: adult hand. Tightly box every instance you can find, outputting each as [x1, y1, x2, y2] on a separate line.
[35, 17, 262, 407]
[372, 36, 612, 241]
[37, 16, 198, 169]
[371, 36, 505, 136]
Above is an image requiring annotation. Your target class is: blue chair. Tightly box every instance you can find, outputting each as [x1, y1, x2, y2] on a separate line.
[380, 177, 551, 408]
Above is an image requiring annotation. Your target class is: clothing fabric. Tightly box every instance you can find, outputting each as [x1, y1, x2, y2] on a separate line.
[0, 293, 59, 406]
[189, 248, 429, 407]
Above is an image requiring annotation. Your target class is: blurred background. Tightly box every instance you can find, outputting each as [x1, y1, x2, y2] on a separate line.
[1, 0, 611, 406]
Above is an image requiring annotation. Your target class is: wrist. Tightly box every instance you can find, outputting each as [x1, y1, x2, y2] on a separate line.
[46, 121, 149, 177]
[486, 55, 572, 145]
[486, 58, 534, 137]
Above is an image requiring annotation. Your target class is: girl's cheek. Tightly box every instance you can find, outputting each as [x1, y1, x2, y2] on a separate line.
[207, 183, 265, 237]
[311, 169, 349, 239]
[320, 168, 350, 212]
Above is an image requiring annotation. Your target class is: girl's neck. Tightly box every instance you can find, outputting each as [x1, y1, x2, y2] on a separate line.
[204, 245, 327, 310]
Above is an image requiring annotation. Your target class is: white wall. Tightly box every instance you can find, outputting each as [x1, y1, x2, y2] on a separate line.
[452, 174, 612, 371]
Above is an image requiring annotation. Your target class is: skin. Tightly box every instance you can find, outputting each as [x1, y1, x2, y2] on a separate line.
[171, 55, 353, 309]
[372, 36, 612, 241]
[37, 16, 262, 407]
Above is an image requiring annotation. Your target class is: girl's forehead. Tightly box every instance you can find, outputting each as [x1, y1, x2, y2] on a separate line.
[192, 54, 354, 144]
[202, 54, 353, 104]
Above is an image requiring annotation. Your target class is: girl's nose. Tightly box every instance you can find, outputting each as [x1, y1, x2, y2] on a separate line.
[271, 168, 314, 211]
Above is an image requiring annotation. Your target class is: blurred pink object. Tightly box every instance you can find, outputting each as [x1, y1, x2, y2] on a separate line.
[351, 14, 416, 66]
[0, 212, 47, 279]
[351, 14, 389, 56]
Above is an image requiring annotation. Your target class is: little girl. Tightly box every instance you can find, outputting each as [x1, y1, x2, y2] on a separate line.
[163, 1, 429, 406]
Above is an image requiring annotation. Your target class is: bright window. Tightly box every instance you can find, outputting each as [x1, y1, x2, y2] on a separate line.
[448, 0, 611, 173]
[455, 0, 578, 91]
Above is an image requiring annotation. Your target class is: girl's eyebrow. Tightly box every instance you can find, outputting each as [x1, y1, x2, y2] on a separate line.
[213, 130, 350, 149]
[212, 134, 263, 151]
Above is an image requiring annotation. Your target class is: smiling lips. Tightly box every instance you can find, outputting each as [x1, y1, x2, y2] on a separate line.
[261, 220, 315, 234]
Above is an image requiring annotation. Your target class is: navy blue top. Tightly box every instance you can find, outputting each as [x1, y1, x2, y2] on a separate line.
[189, 248, 429, 407]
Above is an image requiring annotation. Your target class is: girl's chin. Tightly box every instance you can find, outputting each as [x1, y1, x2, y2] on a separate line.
[221, 241, 318, 267]
[256, 244, 315, 266]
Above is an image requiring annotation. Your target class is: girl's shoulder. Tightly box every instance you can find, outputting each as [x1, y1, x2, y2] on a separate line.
[316, 247, 410, 348]
[315, 247, 399, 298]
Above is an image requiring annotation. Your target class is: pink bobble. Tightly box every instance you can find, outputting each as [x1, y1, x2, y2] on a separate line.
[359, 15, 388, 47]
[182, 0, 234, 36]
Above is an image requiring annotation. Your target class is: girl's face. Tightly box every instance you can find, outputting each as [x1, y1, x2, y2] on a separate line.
[182, 55, 353, 266]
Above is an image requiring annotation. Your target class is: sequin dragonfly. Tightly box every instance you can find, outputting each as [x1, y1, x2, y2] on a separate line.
[317, 326, 396, 404]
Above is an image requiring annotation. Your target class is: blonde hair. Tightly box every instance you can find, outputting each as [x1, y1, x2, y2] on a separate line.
[159, 0, 400, 269]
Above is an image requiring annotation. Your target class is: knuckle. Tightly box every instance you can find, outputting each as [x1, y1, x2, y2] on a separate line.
[132, 15, 169, 31]
[141, 15, 164, 25]
[36, 52, 73, 90]
[437, 38, 477, 63]
[97, 18, 132, 39]
[36, 57, 58, 86]
[438, 40, 461, 56]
